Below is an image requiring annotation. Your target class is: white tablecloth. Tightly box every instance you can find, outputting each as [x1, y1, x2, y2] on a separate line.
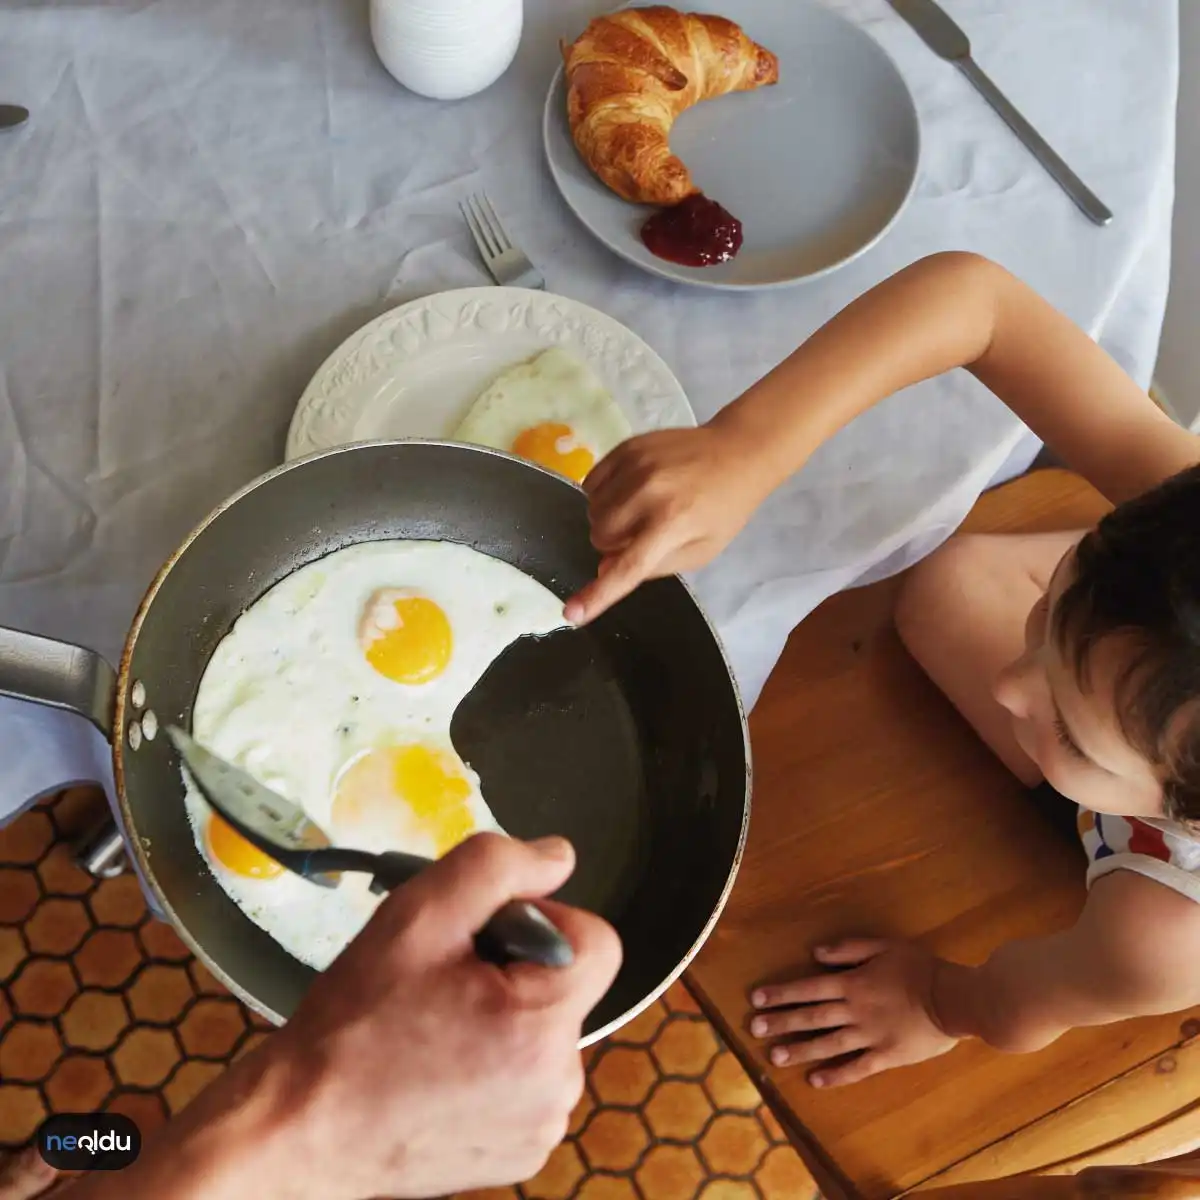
[0, 0, 1178, 822]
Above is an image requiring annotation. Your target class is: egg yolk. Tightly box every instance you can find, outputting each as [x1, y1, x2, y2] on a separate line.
[359, 591, 452, 684]
[511, 422, 595, 483]
[331, 744, 477, 856]
[207, 814, 283, 880]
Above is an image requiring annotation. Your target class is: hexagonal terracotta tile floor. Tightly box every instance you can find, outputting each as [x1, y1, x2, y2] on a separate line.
[0, 791, 820, 1199]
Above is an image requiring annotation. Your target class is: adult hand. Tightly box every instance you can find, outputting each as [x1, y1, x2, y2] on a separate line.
[749, 939, 958, 1088]
[63, 833, 621, 1200]
[0, 1148, 64, 1198]
[266, 832, 621, 1197]
[565, 424, 774, 625]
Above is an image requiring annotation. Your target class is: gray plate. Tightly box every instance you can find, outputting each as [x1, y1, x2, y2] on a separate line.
[543, 0, 921, 290]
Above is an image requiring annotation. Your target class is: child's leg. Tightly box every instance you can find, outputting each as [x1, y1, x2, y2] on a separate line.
[893, 529, 1085, 785]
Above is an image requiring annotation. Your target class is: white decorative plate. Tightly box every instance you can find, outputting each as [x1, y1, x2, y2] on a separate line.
[286, 287, 695, 461]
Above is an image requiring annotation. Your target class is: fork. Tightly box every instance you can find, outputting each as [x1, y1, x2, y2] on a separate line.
[459, 191, 545, 290]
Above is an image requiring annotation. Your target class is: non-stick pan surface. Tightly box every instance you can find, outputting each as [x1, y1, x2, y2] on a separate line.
[114, 442, 749, 1041]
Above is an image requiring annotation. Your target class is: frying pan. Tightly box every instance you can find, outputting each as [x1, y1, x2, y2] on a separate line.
[0, 441, 750, 1042]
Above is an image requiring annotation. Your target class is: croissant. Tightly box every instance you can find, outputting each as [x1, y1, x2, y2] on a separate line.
[562, 7, 779, 207]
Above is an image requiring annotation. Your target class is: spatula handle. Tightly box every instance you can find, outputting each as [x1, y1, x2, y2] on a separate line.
[369, 850, 574, 969]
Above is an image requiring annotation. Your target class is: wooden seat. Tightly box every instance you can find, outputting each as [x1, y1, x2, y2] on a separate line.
[686, 469, 1200, 1199]
[923, 1148, 1200, 1198]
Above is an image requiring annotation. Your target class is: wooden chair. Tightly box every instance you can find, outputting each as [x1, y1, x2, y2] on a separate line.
[685, 470, 1200, 1198]
[923, 1148, 1200, 1197]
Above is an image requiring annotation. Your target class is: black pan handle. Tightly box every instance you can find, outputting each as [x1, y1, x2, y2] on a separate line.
[368, 850, 575, 970]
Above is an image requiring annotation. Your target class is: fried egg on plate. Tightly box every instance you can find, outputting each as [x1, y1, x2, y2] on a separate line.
[183, 540, 566, 970]
[453, 348, 632, 483]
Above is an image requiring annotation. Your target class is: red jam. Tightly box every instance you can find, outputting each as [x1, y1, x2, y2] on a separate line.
[640, 194, 743, 267]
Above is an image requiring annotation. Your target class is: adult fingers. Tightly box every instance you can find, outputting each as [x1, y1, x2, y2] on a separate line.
[767, 1026, 873, 1068]
[504, 898, 622, 1020]
[0, 1150, 59, 1200]
[809, 1051, 890, 1089]
[750, 1002, 850, 1039]
[376, 833, 577, 957]
[812, 940, 890, 966]
[750, 974, 849, 1009]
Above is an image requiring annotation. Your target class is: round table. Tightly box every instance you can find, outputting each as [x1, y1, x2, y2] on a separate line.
[0, 0, 1178, 821]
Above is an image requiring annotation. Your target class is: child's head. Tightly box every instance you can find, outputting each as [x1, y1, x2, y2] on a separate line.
[995, 464, 1200, 821]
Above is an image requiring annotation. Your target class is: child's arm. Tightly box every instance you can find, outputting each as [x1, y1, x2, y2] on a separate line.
[567, 252, 1200, 624]
[749, 869, 1200, 1088]
[937, 870, 1200, 1049]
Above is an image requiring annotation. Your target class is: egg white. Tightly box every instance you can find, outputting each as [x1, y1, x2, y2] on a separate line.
[183, 539, 567, 970]
[453, 347, 632, 473]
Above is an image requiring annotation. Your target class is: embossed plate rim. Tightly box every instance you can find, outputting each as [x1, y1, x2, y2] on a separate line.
[285, 286, 696, 461]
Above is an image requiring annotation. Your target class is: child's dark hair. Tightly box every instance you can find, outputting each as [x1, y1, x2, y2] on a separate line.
[1053, 462, 1200, 823]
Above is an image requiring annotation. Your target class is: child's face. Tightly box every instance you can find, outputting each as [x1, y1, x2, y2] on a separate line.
[992, 547, 1166, 818]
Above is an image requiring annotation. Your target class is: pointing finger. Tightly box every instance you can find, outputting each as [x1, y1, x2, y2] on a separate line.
[564, 531, 675, 625]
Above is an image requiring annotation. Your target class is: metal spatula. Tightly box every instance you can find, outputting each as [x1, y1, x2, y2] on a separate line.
[166, 727, 574, 969]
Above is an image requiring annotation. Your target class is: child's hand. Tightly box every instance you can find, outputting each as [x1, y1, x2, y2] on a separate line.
[749, 939, 959, 1088]
[565, 425, 770, 624]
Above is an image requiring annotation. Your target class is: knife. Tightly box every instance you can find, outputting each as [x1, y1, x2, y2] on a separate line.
[167, 727, 574, 969]
[888, 0, 1112, 226]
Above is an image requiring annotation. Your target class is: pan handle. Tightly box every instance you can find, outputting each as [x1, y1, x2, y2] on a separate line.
[366, 850, 575, 969]
[0, 627, 117, 738]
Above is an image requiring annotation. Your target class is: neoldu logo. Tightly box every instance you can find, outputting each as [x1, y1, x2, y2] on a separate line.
[38, 1113, 141, 1171]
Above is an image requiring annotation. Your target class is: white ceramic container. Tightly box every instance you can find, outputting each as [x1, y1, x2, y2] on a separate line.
[370, 0, 523, 101]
